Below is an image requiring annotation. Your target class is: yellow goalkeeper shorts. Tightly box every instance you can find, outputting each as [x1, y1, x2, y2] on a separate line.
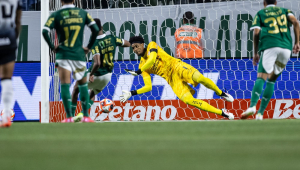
[169, 61, 199, 99]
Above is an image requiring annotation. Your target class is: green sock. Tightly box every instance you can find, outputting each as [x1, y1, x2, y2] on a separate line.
[81, 99, 94, 113]
[88, 99, 94, 110]
[257, 80, 275, 115]
[78, 83, 89, 117]
[61, 84, 71, 118]
[250, 78, 265, 107]
[71, 102, 77, 117]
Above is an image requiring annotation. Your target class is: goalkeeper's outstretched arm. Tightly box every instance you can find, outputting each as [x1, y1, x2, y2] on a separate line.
[120, 73, 152, 103]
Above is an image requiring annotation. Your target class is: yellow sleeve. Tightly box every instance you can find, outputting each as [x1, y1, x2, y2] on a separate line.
[137, 72, 152, 94]
[140, 42, 157, 72]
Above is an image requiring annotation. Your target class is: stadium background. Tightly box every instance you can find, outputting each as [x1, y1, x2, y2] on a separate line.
[1, 0, 299, 121]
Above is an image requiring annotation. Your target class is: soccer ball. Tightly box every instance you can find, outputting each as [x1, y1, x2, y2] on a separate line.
[99, 99, 114, 113]
[1, 109, 15, 121]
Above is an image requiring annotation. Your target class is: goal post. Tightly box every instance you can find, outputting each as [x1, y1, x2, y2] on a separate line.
[41, 0, 50, 123]
[41, 0, 300, 122]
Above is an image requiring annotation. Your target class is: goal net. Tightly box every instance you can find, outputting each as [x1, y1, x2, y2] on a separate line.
[41, 0, 300, 122]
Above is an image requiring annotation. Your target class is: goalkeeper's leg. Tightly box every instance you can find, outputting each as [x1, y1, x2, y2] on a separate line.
[181, 92, 234, 120]
[192, 71, 234, 102]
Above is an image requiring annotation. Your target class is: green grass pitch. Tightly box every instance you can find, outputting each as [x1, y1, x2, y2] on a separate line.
[1, 119, 300, 170]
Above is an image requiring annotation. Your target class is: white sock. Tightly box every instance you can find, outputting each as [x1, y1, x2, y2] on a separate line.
[1, 79, 13, 120]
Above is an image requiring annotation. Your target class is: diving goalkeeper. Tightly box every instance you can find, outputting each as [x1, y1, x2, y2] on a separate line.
[120, 36, 235, 119]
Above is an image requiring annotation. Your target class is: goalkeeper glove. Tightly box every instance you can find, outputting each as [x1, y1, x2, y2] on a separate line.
[125, 69, 142, 76]
[120, 90, 137, 103]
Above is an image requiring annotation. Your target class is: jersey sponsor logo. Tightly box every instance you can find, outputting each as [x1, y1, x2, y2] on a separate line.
[61, 10, 70, 19]
[99, 41, 105, 48]
[74, 66, 86, 73]
[70, 10, 80, 16]
[116, 38, 122, 44]
[0, 37, 10, 45]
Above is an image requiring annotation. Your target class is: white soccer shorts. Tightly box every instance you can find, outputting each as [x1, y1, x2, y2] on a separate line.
[87, 72, 112, 94]
[260, 47, 291, 75]
[56, 59, 86, 80]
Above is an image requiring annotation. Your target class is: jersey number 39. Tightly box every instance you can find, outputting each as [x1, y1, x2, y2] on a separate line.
[264, 14, 287, 34]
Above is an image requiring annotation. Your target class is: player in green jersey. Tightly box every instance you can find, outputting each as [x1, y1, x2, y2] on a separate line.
[42, 0, 99, 123]
[71, 18, 131, 122]
[241, 0, 300, 120]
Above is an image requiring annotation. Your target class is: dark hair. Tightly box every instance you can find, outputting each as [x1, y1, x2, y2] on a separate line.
[183, 11, 194, 24]
[129, 36, 144, 44]
[94, 18, 102, 30]
[265, 0, 276, 5]
[62, 0, 73, 3]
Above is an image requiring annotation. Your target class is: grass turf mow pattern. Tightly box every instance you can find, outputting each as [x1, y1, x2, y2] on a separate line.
[0, 119, 300, 170]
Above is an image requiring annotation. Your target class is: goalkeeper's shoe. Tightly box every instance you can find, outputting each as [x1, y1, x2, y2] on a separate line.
[61, 117, 74, 123]
[221, 109, 234, 120]
[73, 112, 83, 123]
[0, 117, 12, 128]
[220, 92, 234, 102]
[256, 113, 263, 120]
[81, 117, 94, 123]
[240, 106, 256, 119]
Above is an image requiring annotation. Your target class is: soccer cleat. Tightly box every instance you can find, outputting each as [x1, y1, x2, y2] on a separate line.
[256, 113, 263, 120]
[73, 112, 83, 123]
[61, 117, 74, 123]
[220, 92, 234, 102]
[81, 117, 94, 123]
[0, 117, 12, 128]
[240, 106, 256, 119]
[221, 109, 234, 120]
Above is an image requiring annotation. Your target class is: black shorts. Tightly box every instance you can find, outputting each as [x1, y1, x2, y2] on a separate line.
[0, 49, 16, 65]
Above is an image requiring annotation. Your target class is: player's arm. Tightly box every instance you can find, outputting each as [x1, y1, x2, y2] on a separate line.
[250, 13, 261, 66]
[174, 29, 179, 58]
[42, 13, 56, 50]
[125, 42, 157, 76]
[114, 36, 131, 48]
[199, 31, 205, 52]
[85, 13, 99, 50]
[15, 1, 22, 38]
[287, 13, 300, 53]
[140, 43, 157, 71]
[90, 46, 101, 76]
[120, 72, 152, 103]
[253, 28, 260, 56]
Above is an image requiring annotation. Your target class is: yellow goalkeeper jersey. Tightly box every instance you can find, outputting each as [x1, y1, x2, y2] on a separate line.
[139, 41, 181, 83]
[137, 41, 199, 98]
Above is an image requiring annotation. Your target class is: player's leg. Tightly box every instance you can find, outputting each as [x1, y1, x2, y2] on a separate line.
[192, 70, 234, 102]
[57, 66, 73, 121]
[77, 75, 90, 118]
[73, 90, 96, 122]
[256, 48, 291, 120]
[241, 48, 286, 119]
[88, 73, 112, 109]
[181, 92, 234, 120]
[71, 81, 79, 116]
[0, 52, 15, 127]
[241, 50, 271, 119]
[171, 74, 234, 119]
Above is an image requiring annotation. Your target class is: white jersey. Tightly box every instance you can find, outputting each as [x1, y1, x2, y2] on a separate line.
[0, 0, 22, 50]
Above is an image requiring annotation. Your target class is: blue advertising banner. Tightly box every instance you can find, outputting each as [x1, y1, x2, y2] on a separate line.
[1, 59, 299, 121]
